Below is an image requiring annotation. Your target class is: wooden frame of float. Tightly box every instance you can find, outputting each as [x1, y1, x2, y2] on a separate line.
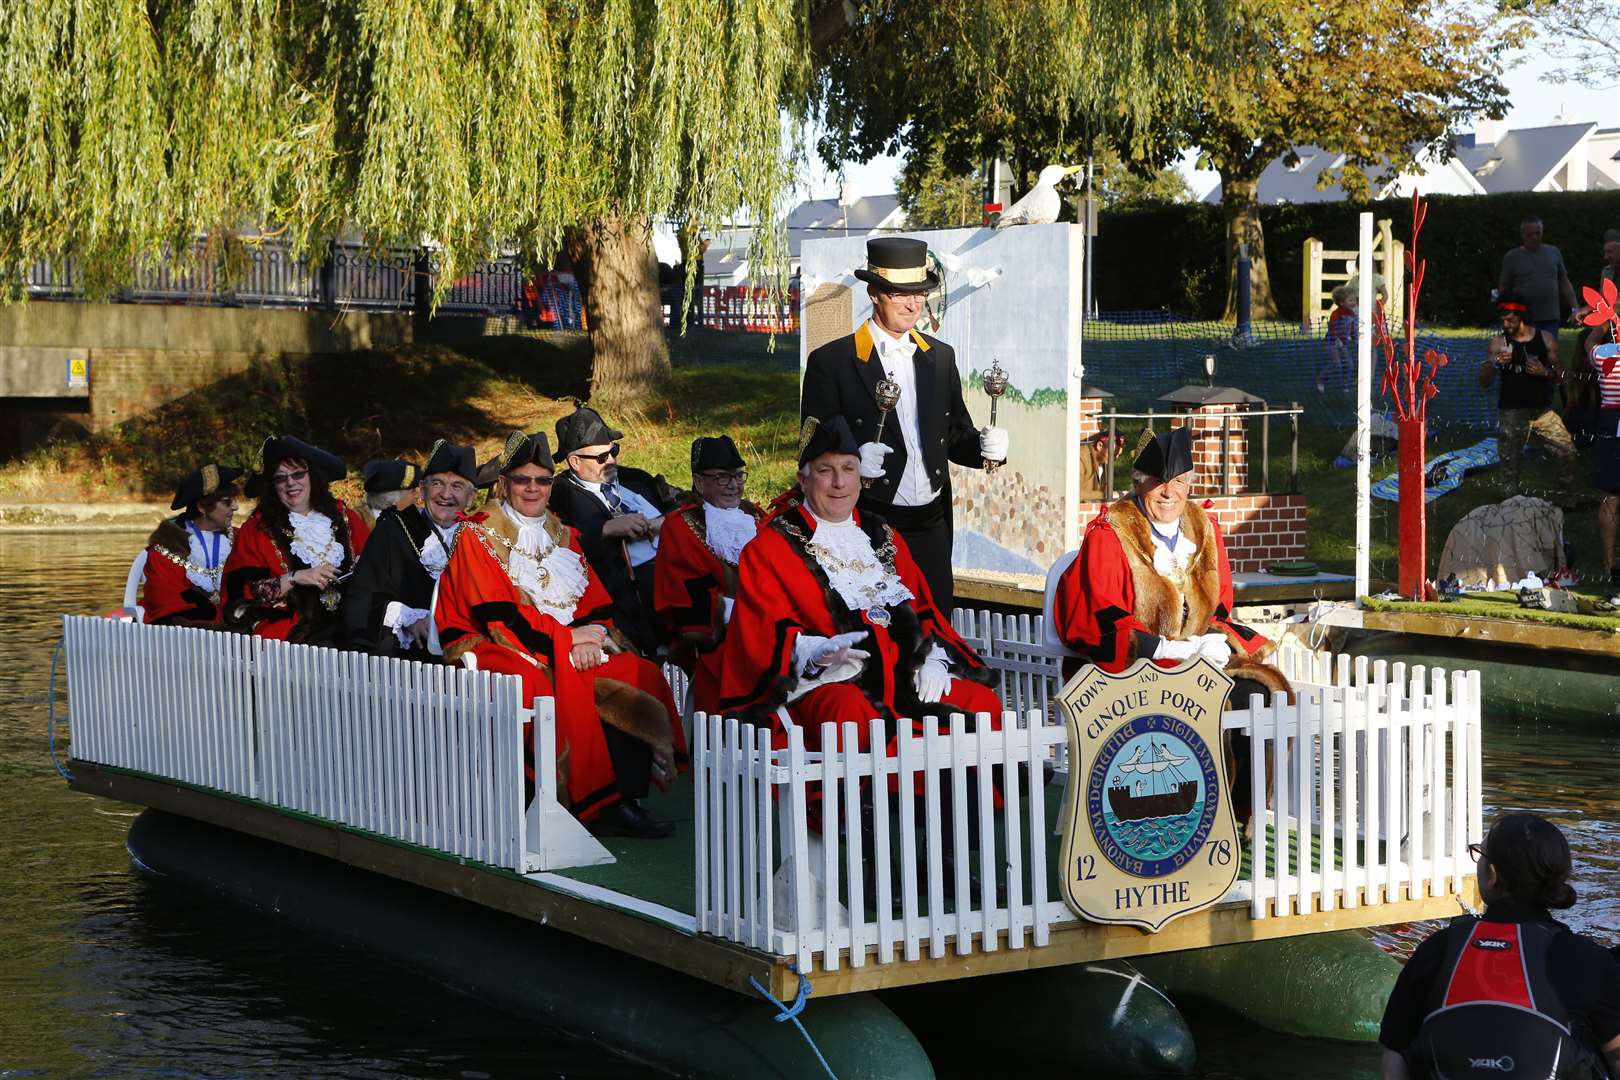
[1360, 608, 1620, 660]
[73, 761, 1478, 1003]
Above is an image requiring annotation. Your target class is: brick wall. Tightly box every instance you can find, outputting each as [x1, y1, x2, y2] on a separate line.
[1076, 491, 1305, 574]
[87, 348, 262, 429]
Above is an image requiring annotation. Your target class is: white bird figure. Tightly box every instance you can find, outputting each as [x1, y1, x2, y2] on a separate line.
[995, 164, 1083, 227]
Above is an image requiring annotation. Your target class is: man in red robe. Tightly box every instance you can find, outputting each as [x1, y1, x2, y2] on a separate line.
[652, 435, 764, 716]
[1052, 427, 1288, 824]
[718, 416, 1001, 751]
[142, 463, 242, 625]
[435, 430, 685, 839]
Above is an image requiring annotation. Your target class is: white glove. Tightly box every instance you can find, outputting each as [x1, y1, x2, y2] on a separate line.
[795, 630, 871, 675]
[914, 654, 953, 704]
[720, 595, 736, 623]
[979, 426, 1010, 462]
[858, 441, 893, 480]
[1194, 633, 1233, 666]
[1152, 637, 1200, 663]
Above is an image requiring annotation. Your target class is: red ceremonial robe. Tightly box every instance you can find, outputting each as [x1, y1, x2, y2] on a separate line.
[652, 500, 764, 716]
[717, 504, 999, 751]
[221, 503, 369, 641]
[143, 517, 232, 625]
[434, 508, 685, 822]
[1052, 495, 1284, 692]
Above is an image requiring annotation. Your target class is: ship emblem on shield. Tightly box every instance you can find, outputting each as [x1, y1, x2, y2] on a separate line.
[1058, 657, 1242, 932]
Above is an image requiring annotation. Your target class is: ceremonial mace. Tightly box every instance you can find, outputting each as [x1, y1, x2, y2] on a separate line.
[864, 377, 903, 489]
[982, 359, 1009, 472]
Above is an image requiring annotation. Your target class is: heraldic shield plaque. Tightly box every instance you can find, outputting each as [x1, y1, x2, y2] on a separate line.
[1058, 657, 1242, 932]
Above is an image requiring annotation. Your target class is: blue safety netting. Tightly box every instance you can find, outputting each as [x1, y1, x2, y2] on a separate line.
[1082, 311, 1500, 432]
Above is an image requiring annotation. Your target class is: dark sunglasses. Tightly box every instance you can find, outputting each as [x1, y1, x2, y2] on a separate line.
[507, 474, 555, 489]
[271, 469, 309, 486]
[575, 444, 621, 465]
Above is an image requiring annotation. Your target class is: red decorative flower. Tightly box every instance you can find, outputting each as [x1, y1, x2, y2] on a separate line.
[1581, 279, 1618, 327]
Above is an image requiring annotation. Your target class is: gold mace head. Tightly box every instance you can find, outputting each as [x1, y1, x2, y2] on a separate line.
[983, 359, 1010, 399]
[874, 377, 902, 412]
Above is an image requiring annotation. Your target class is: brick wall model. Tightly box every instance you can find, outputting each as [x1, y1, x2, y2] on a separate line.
[1075, 491, 1305, 574]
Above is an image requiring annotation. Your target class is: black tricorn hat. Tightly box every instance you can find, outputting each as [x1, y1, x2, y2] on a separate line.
[853, 236, 940, 294]
[497, 430, 555, 474]
[247, 436, 346, 497]
[691, 434, 745, 476]
[1132, 428, 1195, 482]
[424, 439, 478, 483]
[361, 459, 421, 494]
[171, 463, 243, 511]
[554, 406, 624, 458]
[797, 415, 861, 466]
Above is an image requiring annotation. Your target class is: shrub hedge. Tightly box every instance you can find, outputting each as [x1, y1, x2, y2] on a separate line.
[1094, 189, 1620, 326]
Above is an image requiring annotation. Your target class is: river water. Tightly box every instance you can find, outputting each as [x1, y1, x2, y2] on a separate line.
[1, 531, 1615, 1079]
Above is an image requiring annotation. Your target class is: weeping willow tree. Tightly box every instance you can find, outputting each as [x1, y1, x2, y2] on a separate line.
[0, 0, 809, 403]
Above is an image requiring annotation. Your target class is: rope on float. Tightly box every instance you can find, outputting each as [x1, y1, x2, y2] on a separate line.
[748, 968, 839, 1080]
[48, 636, 74, 782]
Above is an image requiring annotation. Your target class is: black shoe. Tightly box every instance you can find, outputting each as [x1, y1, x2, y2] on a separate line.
[591, 799, 675, 839]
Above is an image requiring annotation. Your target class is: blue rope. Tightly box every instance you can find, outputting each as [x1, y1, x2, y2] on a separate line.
[749, 969, 839, 1080]
[48, 636, 74, 782]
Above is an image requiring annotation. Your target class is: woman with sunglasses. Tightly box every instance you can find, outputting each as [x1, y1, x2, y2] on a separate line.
[1379, 812, 1620, 1079]
[434, 431, 685, 839]
[222, 436, 369, 642]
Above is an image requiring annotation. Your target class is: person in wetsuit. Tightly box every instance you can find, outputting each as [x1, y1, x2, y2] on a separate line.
[1379, 812, 1620, 1080]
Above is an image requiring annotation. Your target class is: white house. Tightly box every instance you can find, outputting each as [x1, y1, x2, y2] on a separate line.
[701, 192, 908, 286]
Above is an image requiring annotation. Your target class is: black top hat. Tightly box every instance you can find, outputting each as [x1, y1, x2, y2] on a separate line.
[853, 237, 940, 294]
[691, 435, 746, 476]
[171, 463, 244, 511]
[361, 459, 421, 494]
[798, 415, 861, 466]
[423, 439, 478, 483]
[1131, 428, 1195, 482]
[248, 436, 346, 497]
[498, 431, 555, 474]
[554, 407, 624, 458]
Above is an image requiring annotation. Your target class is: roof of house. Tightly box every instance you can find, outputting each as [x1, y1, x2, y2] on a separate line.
[704, 194, 905, 264]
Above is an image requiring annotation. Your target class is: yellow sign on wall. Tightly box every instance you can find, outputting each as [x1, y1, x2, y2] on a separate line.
[1058, 658, 1242, 932]
[66, 355, 89, 390]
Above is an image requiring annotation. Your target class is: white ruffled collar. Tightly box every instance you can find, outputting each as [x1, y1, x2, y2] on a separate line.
[184, 524, 233, 593]
[703, 502, 757, 565]
[415, 510, 458, 580]
[288, 510, 342, 569]
[500, 504, 589, 621]
[1144, 515, 1196, 576]
[805, 509, 912, 612]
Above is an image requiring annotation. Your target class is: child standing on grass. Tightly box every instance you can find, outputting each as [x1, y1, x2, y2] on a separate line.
[1318, 284, 1358, 393]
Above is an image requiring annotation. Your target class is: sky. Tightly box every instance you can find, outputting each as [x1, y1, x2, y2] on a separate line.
[797, 48, 1620, 205]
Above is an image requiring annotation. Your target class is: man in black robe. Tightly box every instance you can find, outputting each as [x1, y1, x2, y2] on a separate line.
[341, 440, 478, 657]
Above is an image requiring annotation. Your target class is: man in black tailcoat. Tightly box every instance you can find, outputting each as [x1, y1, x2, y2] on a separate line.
[800, 236, 1008, 614]
[549, 406, 678, 655]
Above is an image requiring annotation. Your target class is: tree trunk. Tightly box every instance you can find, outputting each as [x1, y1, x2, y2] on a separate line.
[563, 213, 671, 407]
[1220, 172, 1280, 321]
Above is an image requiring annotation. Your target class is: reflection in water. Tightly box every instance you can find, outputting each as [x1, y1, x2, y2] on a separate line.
[2, 532, 1616, 1078]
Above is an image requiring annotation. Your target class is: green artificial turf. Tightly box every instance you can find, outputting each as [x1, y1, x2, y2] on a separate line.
[1361, 591, 1620, 633]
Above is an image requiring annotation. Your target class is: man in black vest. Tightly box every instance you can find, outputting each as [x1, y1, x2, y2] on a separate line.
[801, 236, 1008, 614]
[549, 406, 678, 655]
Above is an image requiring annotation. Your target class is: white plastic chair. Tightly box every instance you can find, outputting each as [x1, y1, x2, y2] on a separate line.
[1040, 549, 1082, 658]
[120, 550, 148, 622]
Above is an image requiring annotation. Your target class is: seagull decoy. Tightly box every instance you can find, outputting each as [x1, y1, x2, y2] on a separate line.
[995, 164, 1083, 227]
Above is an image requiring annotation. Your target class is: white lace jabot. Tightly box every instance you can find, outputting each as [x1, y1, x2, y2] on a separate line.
[184, 527, 233, 592]
[1147, 518, 1196, 576]
[418, 517, 457, 580]
[703, 503, 757, 565]
[288, 510, 342, 568]
[501, 503, 589, 623]
[805, 509, 913, 612]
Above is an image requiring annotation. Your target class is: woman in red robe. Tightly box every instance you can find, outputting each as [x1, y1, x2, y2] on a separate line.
[435, 431, 685, 838]
[142, 463, 242, 625]
[222, 436, 369, 643]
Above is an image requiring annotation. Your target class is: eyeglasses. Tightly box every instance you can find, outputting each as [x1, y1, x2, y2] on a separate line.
[1468, 842, 1489, 863]
[507, 474, 555, 489]
[272, 469, 308, 486]
[696, 471, 747, 487]
[575, 444, 621, 465]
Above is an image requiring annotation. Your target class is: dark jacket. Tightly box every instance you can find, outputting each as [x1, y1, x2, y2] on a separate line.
[550, 465, 676, 654]
[339, 506, 442, 658]
[801, 321, 984, 508]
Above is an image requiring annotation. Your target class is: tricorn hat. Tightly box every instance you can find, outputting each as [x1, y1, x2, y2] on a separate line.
[1131, 428, 1195, 482]
[497, 430, 555, 474]
[423, 439, 478, 483]
[853, 237, 940, 294]
[171, 463, 243, 511]
[554, 406, 624, 458]
[797, 415, 861, 466]
[691, 434, 746, 476]
[247, 435, 346, 497]
[361, 459, 421, 494]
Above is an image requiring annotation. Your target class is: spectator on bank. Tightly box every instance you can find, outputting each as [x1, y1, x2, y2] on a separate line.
[1480, 291, 1578, 495]
[1500, 215, 1577, 336]
[1569, 231, 1620, 445]
[1587, 328, 1620, 587]
[1318, 283, 1359, 393]
[1378, 813, 1620, 1079]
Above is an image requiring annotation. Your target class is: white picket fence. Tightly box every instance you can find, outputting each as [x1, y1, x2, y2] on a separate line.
[59, 615, 607, 873]
[694, 612, 1485, 970]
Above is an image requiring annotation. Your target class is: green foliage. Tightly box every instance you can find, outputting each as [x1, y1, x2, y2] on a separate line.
[898, 149, 984, 229]
[0, 1, 811, 297]
[1095, 189, 1620, 324]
